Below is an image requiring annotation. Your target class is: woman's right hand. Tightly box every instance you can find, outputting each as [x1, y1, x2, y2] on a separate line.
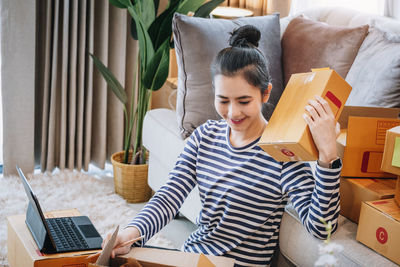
[102, 226, 141, 258]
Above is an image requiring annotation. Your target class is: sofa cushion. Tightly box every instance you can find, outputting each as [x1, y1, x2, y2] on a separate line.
[173, 13, 283, 139]
[281, 16, 369, 85]
[345, 26, 400, 108]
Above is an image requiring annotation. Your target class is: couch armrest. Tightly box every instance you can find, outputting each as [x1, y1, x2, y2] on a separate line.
[143, 109, 201, 224]
[143, 108, 185, 169]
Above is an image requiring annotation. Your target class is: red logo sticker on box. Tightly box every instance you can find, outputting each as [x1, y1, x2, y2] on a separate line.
[376, 227, 388, 244]
[372, 200, 390, 205]
[281, 149, 295, 157]
[324, 91, 342, 117]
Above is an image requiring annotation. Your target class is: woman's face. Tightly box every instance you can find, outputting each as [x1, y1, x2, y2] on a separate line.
[214, 74, 269, 134]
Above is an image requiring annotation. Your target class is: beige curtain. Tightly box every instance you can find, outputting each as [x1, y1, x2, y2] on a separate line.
[225, 0, 292, 17]
[1, 0, 36, 176]
[2, 0, 138, 175]
[36, 0, 138, 172]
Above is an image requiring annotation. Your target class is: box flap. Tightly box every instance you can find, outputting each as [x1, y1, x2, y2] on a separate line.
[348, 178, 396, 196]
[197, 254, 216, 267]
[367, 199, 400, 222]
[338, 106, 400, 129]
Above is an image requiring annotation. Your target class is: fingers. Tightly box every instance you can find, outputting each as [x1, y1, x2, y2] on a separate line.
[305, 95, 336, 122]
[303, 113, 315, 128]
[111, 246, 131, 258]
[305, 103, 319, 121]
[315, 95, 334, 117]
[335, 122, 341, 137]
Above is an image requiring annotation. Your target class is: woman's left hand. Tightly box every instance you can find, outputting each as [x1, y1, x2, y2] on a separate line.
[302, 95, 340, 164]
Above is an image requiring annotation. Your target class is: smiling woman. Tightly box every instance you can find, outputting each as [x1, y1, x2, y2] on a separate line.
[213, 75, 268, 148]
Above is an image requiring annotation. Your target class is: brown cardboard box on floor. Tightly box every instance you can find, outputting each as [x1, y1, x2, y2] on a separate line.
[356, 199, 400, 265]
[340, 178, 396, 223]
[92, 247, 235, 267]
[88, 225, 234, 267]
[258, 68, 352, 162]
[341, 116, 400, 178]
[7, 209, 99, 267]
[381, 126, 400, 176]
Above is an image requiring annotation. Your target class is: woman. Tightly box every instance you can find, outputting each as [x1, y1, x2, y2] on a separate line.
[106, 25, 341, 266]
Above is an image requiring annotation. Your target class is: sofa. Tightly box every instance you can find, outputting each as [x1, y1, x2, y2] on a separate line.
[143, 6, 400, 266]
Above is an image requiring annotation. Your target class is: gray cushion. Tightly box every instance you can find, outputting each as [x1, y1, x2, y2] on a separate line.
[346, 26, 400, 107]
[281, 16, 369, 86]
[173, 13, 283, 139]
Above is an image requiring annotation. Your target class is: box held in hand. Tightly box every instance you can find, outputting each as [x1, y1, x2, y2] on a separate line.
[356, 199, 400, 265]
[258, 68, 352, 162]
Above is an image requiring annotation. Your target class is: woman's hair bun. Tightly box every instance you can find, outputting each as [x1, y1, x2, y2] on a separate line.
[229, 25, 261, 48]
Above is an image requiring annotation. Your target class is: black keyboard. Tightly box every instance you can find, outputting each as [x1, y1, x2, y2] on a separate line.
[47, 217, 89, 251]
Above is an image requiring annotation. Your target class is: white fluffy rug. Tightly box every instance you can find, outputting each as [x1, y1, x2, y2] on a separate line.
[0, 170, 174, 266]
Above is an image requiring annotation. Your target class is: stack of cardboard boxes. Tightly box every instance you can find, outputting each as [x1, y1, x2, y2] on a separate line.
[259, 68, 400, 265]
[337, 107, 400, 226]
[355, 126, 400, 265]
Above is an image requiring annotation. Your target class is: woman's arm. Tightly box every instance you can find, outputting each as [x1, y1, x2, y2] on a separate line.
[280, 95, 342, 239]
[127, 130, 201, 244]
[280, 161, 341, 239]
[105, 127, 202, 256]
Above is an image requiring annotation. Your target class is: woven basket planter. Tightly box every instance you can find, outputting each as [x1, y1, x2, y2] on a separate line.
[111, 151, 152, 203]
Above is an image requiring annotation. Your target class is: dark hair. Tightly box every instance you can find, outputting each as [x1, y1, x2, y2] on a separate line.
[211, 25, 271, 95]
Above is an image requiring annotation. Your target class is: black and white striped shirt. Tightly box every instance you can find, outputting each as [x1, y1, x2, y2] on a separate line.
[128, 120, 341, 266]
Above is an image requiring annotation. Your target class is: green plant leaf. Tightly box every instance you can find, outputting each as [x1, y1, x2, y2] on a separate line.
[153, 0, 160, 16]
[139, 0, 155, 29]
[148, 0, 180, 50]
[118, 0, 133, 7]
[177, 0, 205, 15]
[194, 0, 224, 17]
[130, 18, 138, 40]
[89, 53, 128, 104]
[128, 6, 155, 67]
[153, 12, 175, 50]
[150, 45, 170, 91]
[142, 39, 170, 91]
[109, 0, 127, 8]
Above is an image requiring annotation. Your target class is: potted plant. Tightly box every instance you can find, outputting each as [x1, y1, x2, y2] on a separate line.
[89, 0, 223, 202]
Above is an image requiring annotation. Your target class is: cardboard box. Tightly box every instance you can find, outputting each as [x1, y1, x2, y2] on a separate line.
[381, 126, 400, 176]
[341, 117, 400, 178]
[258, 68, 352, 161]
[337, 106, 400, 129]
[340, 178, 396, 223]
[7, 209, 99, 267]
[396, 177, 400, 207]
[93, 247, 235, 267]
[356, 199, 400, 265]
[87, 222, 234, 267]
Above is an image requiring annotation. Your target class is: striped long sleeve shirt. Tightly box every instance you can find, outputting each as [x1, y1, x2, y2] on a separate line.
[128, 120, 341, 266]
